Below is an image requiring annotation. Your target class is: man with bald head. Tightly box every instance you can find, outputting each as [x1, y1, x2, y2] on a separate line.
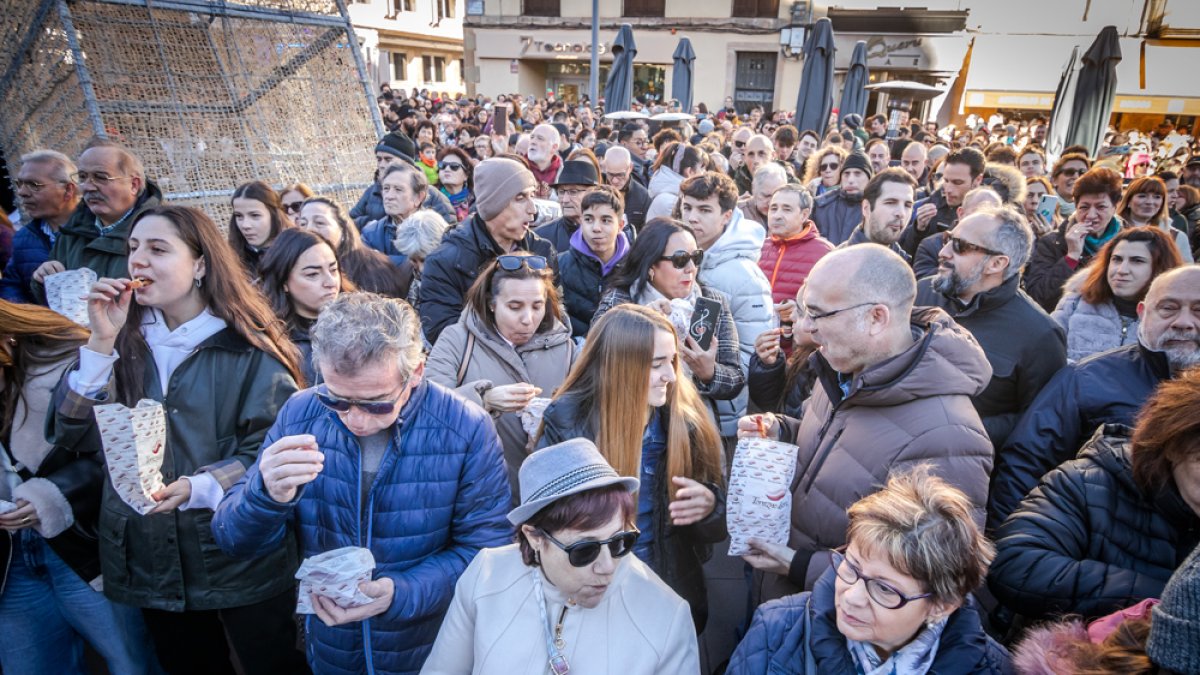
[733, 134, 776, 195]
[600, 146, 650, 231]
[525, 123, 563, 198]
[900, 141, 929, 197]
[32, 138, 162, 303]
[736, 244, 995, 594]
[990, 264, 1200, 532]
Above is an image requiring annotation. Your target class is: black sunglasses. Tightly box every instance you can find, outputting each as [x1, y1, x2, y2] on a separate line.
[315, 384, 404, 416]
[496, 255, 548, 271]
[659, 249, 703, 269]
[948, 235, 1004, 257]
[820, 162, 839, 171]
[733, 140, 746, 149]
[539, 528, 640, 567]
[283, 201, 303, 214]
[439, 162, 464, 171]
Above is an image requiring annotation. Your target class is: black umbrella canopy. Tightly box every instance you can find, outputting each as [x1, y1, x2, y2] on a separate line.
[603, 24, 638, 113]
[671, 37, 696, 113]
[1045, 45, 1080, 160]
[838, 40, 869, 125]
[794, 17, 836, 135]
[1066, 26, 1121, 158]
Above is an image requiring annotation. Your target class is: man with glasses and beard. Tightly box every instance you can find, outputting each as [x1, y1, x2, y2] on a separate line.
[30, 138, 162, 304]
[915, 206, 1066, 449]
[600, 147, 651, 232]
[214, 292, 510, 675]
[618, 124, 651, 187]
[989, 265, 1200, 533]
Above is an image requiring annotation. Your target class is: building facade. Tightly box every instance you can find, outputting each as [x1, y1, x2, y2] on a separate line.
[349, 0, 467, 96]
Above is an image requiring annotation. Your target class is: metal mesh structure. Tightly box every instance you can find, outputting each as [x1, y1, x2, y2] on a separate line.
[0, 0, 383, 222]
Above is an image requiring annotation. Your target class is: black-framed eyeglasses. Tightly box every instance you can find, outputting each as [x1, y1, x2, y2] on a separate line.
[1057, 167, 1085, 177]
[947, 235, 1004, 257]
[831, 549, 931, 610]
[438, 162, 464, 172]
[496, 254, 548, 272]
[799, 301, 879, 322]
[659, 249, 703, 269]
[283, 201, 304, 214]
[14, 179, 69, 193]
[315, 384, 405, 416]
[539, 528, 640, 567]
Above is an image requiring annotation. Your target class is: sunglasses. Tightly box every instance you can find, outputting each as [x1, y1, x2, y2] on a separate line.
[658, 249, 703, 269]
[496, 254, 549, 271]
[1057, 167, 1084, 177]
[315, 384, 405, 416]
[438, 162, 464, 171]
[733, 140, 746, 149]
[820, 162, 839, 172]
[947, 235, 1004, 257]
[539, 528, 640, 567]
[284, 202, 303, 214]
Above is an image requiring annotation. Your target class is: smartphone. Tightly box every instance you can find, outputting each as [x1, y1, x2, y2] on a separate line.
[688, 297, 722, 351]
[1037, 194, 1058, 224]
[493, 103, 509, 138]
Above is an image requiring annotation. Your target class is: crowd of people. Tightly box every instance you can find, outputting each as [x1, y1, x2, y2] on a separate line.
[2, 85, 1200, 675]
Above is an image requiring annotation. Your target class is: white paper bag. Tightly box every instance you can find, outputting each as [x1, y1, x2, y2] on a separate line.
[295, 546, 377, 614]
[44, 268, 97, 327]
[727, 437, 799, 556]
[94, 399, 167, 515]
[519, 397, 552, 437]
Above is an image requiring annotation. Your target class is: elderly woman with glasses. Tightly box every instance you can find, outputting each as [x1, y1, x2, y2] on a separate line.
[420, 438, 700, 674]
[427, 252, 576, 497]
[727, 468, 1011, 674]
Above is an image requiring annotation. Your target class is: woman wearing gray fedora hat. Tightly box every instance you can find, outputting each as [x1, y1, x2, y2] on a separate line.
[419, 438, 700, 674]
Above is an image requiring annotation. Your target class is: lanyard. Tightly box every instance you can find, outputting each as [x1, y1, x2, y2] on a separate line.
[531, 570, 571, 675]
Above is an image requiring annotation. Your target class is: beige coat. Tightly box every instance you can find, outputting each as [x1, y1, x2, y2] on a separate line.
[426, 309, 576, 496]
[420, 545, 700, 675]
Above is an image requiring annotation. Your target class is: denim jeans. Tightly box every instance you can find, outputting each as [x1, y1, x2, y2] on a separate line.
[0, 529, 161, 675]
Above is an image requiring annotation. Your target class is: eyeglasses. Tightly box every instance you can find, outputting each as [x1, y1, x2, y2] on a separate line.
[799, 301, 879, 322]
[820, 162, 840, 172]
[315, 384, 405, 416]
[947, 235, 1004, 257]
[71, 171, 127, 185]
[283, 201, 304, 214]
[831, 550, 931, 610]
[539, 528, 640, 567]
[438, 162, 464, 171]
[1057, 167, 1085, 177]
[496, 254, 549, 271]
[14, 179, 69, 193]
[632, 139, 648, 147]
[659, 249, 704, 269]
[733, 141, 747, 149]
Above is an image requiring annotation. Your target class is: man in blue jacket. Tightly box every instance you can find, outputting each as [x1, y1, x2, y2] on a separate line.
[213, 293, 511, 675]
[0, 150, 79, 303]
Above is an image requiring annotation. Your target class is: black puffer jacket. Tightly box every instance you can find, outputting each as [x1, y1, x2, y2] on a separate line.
[988, 342, 1170, 533]
[989, 425, 1200, 621]
[535, 394, 727, 633]
[809, 189, 864, 246]
[557, 246, 625, 338]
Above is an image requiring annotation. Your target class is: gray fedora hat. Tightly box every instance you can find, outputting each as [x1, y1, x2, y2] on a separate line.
[507, 438, 639, 526]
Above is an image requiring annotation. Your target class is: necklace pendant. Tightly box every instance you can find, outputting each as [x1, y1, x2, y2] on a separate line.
[549, 654, 570, 675]
[554, 637, 565, 650]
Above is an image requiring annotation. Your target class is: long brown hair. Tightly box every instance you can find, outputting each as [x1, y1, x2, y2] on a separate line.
[1116, 176, 1170, 228]
[1079, 226, 1182, 305]
[0, 300, 90, 438]
[227, 181, 291, 268]
[463, 252, 561, 335]
[1131, 368, 1200, 494]
[114, 206, 306, 398]
[546, 304, 723, 498]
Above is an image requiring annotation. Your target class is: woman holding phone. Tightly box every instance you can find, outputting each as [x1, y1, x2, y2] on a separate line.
[50, 205, 307, 673]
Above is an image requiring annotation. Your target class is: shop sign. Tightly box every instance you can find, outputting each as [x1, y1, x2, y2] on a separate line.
[519, 35, 608, 57]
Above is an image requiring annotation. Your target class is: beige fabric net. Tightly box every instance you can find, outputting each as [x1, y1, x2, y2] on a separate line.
[0, 0, 381, 223]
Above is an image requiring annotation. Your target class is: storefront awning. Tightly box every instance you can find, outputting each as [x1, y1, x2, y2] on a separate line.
[961, 34, 1198, 114]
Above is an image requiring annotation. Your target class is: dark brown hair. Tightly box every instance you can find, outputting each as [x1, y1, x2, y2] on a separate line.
[0, 300, 90, 438]
[1080, 226, 1182, 305]
[258, 228, 357, 332]
[463, 251, 561, 335]
[228, 181, 292, 270]
[679, 171, 738, 213]
[517, 484, 636, 566]
[1117, 176, 1171, 226]
[115, 206, 305, 396]
[1073, 167, 1124, 205]
[1131, 369, 1200, 494]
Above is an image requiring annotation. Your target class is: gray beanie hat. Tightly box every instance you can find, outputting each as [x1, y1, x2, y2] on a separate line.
[1147, 543, 1200, 674]
[841, 150, 874, 179]
[474, 158, 537, 221]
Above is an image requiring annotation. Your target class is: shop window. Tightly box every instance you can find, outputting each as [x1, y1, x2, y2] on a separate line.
[524, 0, 560, 16]
[424, 56, 446, 83]
[623, 0, 664, 17]
[391, 52, 407, 81]
[732, 0, 778, 18]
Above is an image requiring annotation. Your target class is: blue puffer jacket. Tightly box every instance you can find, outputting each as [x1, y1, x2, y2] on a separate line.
[212, 381, 512, 675]
[0, 220, 53, 303]
[727, 568, 1013, 674]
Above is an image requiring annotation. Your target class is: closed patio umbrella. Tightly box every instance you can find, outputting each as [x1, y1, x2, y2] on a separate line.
[1066, 26, 1122, 158]
[603, 24, 637, 113]
[838, 40, 869, 126]
[794, 17, 836, 135]
[1045, 45, 1080, 161]
[671, 37, 696, 113]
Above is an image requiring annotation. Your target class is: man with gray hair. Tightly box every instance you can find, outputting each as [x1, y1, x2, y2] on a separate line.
[912, 186, 1004, 279]
[214, 292, 511, 675]
[393, 208, 448, 309]
[360, 162, 429, 265]
[742, 162, 788, 226]
[915, 205, 1066, 448]
[736, 244, 995, 596]
[2, 149, 80, 303]
[31, 138, 162, 303]
[525, 123, 563, 198]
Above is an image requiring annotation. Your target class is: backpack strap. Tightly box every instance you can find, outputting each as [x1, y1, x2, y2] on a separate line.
[456, 333, 476, 387]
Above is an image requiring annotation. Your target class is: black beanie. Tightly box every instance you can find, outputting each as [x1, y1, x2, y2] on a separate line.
[376, 132, 416, 163]
[841, 150, 874, 179]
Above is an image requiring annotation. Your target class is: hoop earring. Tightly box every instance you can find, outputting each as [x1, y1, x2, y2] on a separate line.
[195, 277, 203, 289]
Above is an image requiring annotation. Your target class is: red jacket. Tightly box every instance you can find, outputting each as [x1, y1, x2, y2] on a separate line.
[758, 224, 834, 304]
